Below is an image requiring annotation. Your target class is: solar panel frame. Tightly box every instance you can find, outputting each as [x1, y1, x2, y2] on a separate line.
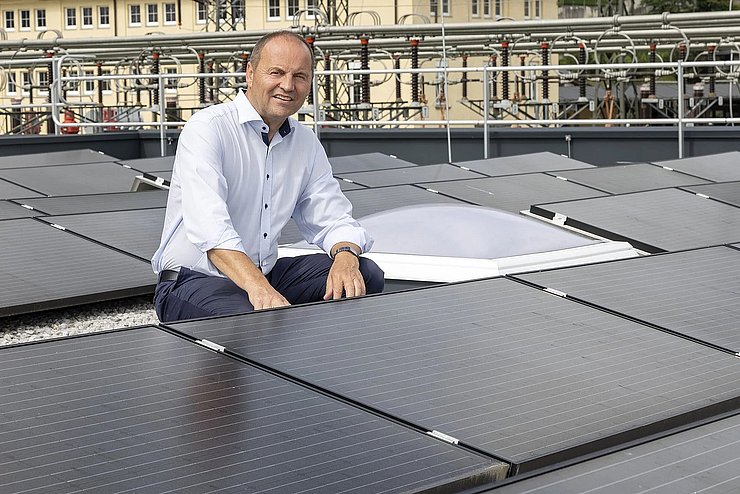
[547, 163, 712, 195]
[165, 277, 740, 473]
[337, 164, 486, 187]
[117, 155, 175, 173]
[0, 149, 118, 169]
[15, 190, 169, 215]
[329, 152, 418, 174]
[419, 174, 607, 213]
[0, 326, 506, 493]
[679, 181, 740, 208]
[453, 152, 595, 177]
[0, 200, 42, 221]
[0, 178, 44, 200]
[0, 219, 156, 317]
[530, 188, 740, 253]
[653, 151, 740, 182]
[490, 411, 740, 493]
[514, 246, 740, 354]
[37, 208, 166, 262]
[0, 162, 142, 196]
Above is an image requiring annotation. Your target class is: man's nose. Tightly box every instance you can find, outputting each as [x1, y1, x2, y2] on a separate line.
[279, 75, 295, 91]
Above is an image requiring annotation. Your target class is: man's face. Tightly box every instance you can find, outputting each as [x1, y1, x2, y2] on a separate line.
[246, 36, 312, 129]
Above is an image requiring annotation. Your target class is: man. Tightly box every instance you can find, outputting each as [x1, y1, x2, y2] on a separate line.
[151, 31, 384, 322]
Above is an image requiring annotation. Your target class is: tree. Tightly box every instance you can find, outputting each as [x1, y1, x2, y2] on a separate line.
[642, 0, 734, 13]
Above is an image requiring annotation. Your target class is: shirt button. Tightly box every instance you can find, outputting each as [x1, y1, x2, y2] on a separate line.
[263, 233, 268, 238]
[264, 204, 268, 209]
[266, 174, 270, 180]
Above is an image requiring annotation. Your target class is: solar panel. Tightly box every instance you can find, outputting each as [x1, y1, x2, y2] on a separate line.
[0, 148, 118, 169]
[0, 219, 155, 317]
[454, 152, 594, 177]
[118, 155, 175, 173]
[166, 277, 740, 473]
[420, 174, 606, 213]
[530, 188, 740, 253]
[337, 178, 366, 191]
[0, 326, 506, 493]
[0, 178, 43, 200]
[278, 185, 466, 244]
[0, 201, 41, 221]
[329, 152, 418, 174]
[0, 162, 141, 196]
[515, 246, 740, 354]
[38, 208, 165, 261]
[491, 412, 740, 493]
[337, 164, 485, 187]
[653, 151, 740, 182]
[15, 190, 168, 215]
[680, 181, 740, 208]
[550, 163, 711, 194]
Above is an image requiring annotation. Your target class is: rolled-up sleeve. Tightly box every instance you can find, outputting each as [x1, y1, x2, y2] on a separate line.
[178, 118, 246, 255]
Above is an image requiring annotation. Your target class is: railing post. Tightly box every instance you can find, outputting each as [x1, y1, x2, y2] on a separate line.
[677, 60, 685, 159]
[483, 68, 489, 159]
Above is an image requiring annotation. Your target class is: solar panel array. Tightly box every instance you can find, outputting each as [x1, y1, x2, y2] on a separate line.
[3, 148, 740, 492]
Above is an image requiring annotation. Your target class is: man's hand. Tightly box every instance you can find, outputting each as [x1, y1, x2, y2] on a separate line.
[324, 246, 365, 301]
[208, 248, 290, 311]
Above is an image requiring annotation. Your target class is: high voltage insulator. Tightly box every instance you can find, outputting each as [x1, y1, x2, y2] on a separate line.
[360, 37, 370, 104]
[501, 41, 510, 101]
[578, 43, 587, 100]
[541, 42, 550, 101]
[410, 38, 419, 104]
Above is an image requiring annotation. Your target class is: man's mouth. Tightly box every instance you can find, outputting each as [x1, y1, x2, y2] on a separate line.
[273, 94, 293, 102]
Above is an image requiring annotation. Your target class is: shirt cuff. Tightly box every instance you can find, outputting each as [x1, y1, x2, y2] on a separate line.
[322, 225, 373, 257]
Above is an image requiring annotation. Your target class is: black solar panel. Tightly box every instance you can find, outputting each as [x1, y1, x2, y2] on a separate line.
[15, 190, 168, 215]
[515, 246, 740, 354]
[420, 174, 606, 213]
[491, 412, 740, 493]
[0, 148, 118, 169]
[0, 219, 155, 317]
[329, 152, 418, 174]
[680, 181, 740, 208]
[0, 201, 41, 221]
[0, 162, 141, 196]
[550, 163, 711, 194]
[166, 277, 740, 473]
[0, 326, 505, 493]
[337, 164, 485, 187]
[0, 178, 43, 200]
[118, 155, 175, 173]
[278, 185, 466, 244]
[38, 208, 165, 261]
[530, 188, 740, 253]
[454, 152, 594, 177]
[654, 151, 740, 182]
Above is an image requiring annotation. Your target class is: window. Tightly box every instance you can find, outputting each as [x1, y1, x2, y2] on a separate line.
[524, 0, 530, 18]
[7, 72, 17, 95]
[164, 3, 176, 24]
[84, 70, 95, 94]
[287, 0, 299, 17]
[196, 1, 207, 23]
[66, 8, 77, 29]
[20, 10, 30, 30]
[232, 0, 244, 20]
[147, 4, 158, 24]
[4, 11, 15, 31]
[495, 0, 501, 16]
[36, 9, 46, 30]
[101, 70, 112, 92]
[82, 7, 93, 28]
[22, 72, 31, 96]
[430, 0, 450, 16]
[267, 0, 280, 20]
[99, 6, 110, 26]
[130, 4, 141, 25]
[306, 0, 317, 19]
[471, 0, 479, 17]
[165, 67, 177, 92]
[38, 70, 49, 94]
[535, 0, 541, 18]
[482, 0, 490, 17]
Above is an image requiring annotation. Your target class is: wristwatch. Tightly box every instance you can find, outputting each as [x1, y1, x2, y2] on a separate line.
[332, 245, 361, 260]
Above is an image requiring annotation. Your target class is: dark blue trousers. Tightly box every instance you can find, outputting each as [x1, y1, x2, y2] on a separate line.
[154, 254, 384, 322]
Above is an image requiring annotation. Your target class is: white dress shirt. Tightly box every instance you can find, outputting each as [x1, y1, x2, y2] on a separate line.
[151, 91, 372, 277]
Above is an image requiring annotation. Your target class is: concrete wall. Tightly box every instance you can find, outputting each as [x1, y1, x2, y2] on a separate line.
[2, 126, 740, 166]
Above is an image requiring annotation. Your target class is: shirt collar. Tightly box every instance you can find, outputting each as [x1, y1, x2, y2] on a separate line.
[236, 90, 293, 142]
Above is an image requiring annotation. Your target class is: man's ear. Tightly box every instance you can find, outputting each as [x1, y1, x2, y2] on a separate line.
[246, 61, 254, 88]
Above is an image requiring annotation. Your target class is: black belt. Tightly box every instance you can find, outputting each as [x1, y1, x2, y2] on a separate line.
[158, 269, 180, 283]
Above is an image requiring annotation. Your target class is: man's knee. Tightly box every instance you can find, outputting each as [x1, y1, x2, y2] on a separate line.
[360, 258, 385, 294]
